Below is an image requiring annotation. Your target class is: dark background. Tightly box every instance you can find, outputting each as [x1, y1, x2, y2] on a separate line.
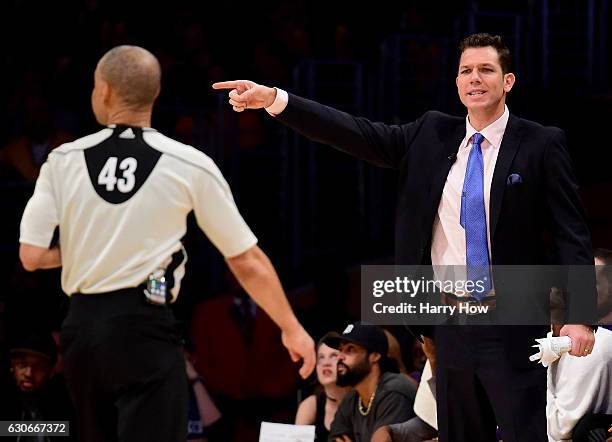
[0, 0, 610, 438]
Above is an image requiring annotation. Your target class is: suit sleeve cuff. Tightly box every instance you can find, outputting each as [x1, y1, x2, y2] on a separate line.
[265, 88, 288, 116]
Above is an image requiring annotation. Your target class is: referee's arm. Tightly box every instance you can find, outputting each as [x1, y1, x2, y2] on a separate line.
[226, 245, 315, 378]
[20, 243, 61, 271]
[20, 159, 61, 271]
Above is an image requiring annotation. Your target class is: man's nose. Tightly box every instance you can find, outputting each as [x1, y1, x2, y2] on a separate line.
[23, 366, 32, 377]
[469, 70, 482, 83]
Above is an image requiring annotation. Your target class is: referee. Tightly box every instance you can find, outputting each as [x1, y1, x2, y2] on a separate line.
[19, 45, 315, 442]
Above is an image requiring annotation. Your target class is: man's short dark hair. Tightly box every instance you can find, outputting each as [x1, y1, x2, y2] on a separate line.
[459, 33, 512, 74]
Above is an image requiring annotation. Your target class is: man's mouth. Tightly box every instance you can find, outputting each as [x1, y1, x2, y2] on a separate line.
[468, 91, 486, 96]
[20, 381, 34, 390]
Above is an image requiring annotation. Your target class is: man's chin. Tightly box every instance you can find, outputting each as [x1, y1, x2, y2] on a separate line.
[335, 376, 351, 387]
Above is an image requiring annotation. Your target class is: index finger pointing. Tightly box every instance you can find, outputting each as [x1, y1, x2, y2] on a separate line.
[212, 81, 239, 90]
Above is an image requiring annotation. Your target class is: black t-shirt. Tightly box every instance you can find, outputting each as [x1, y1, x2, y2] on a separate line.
[328, 372, 417, 442]
[314, 392, 330, 442]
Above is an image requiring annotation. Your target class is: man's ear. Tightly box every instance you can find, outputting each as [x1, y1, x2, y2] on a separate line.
[503, 73, 516, 93]
[369, 352, 382, 364]
[100, 80, 113, 105]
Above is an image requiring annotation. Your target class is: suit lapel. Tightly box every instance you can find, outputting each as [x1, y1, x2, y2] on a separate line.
[428, 123, 465, 220]
[490, 114, 523, 241]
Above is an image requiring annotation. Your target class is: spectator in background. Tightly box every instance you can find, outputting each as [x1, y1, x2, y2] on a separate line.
[1, 331, 74, 441]
[547, 248, 612, 441]
[0, 96, 72, 182]
[323, 322, 416, 442]
[184, 349, 222, 442]
[295, 334, 351, 441]
[383, 328, 418, 389]
[547, 327, 612, 441]
[372, 337, 438, 442]
[382, 329, 408, 376]
[595, 248, 612, 325]
[191, 271, 303, 441]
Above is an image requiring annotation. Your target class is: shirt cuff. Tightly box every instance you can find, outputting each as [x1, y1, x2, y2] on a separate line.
[265, 88, 288, 116]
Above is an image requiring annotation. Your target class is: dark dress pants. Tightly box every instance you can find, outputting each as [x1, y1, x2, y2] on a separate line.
[60, 289, 188, 442]
[435, 325, 547, 442]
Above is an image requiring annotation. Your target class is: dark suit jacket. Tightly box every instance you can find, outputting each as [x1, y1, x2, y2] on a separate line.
[275, 93, 596, 367]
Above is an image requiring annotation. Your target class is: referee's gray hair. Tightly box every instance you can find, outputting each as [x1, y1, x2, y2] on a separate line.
[98, 45, 161, 109]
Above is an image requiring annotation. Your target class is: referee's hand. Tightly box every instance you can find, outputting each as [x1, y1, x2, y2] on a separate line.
[281, 325, 316, 379]
[226, 245, 315, 378]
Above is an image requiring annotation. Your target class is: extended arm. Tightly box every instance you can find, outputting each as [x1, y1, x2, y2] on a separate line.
[212, 80, 423, 168]
[226, 245, 315, 378]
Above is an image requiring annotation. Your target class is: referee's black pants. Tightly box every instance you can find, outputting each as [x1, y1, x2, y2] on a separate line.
[60, 288, 188, 442]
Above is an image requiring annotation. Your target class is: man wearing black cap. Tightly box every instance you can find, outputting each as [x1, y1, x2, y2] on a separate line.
[322, 322, 416, 442]
[2, 331, 75, 440]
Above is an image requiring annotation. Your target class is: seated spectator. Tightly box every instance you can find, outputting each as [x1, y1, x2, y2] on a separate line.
[383, 329, 409, 376]
[595, 248, 612, 325]
[547, 327, 612, 441]
[572, 413, 612, 442]
[323, 322, 417, 442]
[190, 273, 300, 441]
[295, 334, 350, 441]
[0, 96, 72, 182]
[382, 328, 418, 388]
[184, 349, 222, 442]
[372, 336, 438, 442]
[1, 331, 74, 440]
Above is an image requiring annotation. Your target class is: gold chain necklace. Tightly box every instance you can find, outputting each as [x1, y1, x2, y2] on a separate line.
[358, 389, 376, 416]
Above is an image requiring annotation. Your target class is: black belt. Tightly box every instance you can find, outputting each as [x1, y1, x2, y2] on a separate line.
[441, 292, 497, 313]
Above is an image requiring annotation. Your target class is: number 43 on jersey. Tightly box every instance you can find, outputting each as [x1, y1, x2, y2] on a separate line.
[98, 157, 138, 193]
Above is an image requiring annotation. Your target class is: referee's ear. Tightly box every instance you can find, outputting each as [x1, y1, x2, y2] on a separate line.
[102, 80, 115, 106]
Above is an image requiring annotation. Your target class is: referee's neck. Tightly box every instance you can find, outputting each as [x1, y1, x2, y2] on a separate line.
[106, 108, 152, 128]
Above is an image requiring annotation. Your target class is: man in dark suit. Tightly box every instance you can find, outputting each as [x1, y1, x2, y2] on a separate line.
[213, 33, 596, 442]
